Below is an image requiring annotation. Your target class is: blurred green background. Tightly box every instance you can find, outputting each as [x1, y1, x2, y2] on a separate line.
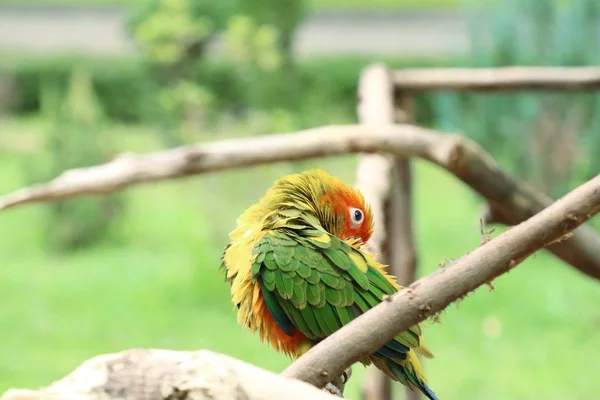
[1, 0, 600, 399]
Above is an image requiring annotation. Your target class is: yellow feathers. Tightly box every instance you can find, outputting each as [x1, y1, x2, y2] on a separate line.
[348, 251, 369, 273]
[312, 232, 331, 244]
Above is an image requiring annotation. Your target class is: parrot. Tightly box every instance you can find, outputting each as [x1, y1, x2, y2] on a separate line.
[220, 168, 438, 400]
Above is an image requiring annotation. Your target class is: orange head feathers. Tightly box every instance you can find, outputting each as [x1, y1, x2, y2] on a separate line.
[259, 169, 374, 244]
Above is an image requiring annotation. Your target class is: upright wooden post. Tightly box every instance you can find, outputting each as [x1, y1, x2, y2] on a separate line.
[355, 64, 420, 400]
[355, 64, 395, 400]
[355, 63, 419, 400]
[389, 90, 418, 289]
[388, 91, 420, 400]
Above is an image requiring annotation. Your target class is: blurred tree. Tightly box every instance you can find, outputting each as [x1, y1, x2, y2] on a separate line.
[128, 0, 235, 145]
[237, 0, 306, 67]
[221, 0, 306, 129]
[128, 0, 306, 142]
[223, 15, 287, 111]
[430, 0, 600, 197]
[29, 67, 124, 251]
[129, 0, 234, 71]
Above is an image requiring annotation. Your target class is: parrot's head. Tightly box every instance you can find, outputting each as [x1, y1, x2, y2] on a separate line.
[266, 169, 374, 244]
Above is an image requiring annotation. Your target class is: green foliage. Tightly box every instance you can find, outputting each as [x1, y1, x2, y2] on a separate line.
[236, 0, 306, 59]
[125, 0, 306, 139]
[222, 15, 292, 113]
[128, 0, 234, 64]
[2, 54, 449, 130]
[26, 67, 124, 251]
[4, 55, 157, 122]
[126, 0, 236, 144]
[430, 0, 600, 196]
[226, 0, 304, 111]
[158, 79, 215, 131]
[130, 0, 217, 65]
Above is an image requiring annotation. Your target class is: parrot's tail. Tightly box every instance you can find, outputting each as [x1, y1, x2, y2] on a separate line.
[421, 384, 439, 400]
[373, 351, 439, 400]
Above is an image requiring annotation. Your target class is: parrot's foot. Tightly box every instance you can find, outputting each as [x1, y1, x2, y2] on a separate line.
[323, 367, 353, 398]
[324, 383, 343, 397]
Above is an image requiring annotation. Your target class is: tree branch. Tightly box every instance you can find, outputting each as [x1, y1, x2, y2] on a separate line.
[281, 174, 600, 388]
[1, 349, 339, 400]
[2, 124, 599, 280]
[391, 66, 600, 92]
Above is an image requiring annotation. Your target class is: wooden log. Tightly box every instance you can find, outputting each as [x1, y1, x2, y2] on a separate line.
[1, 349, 340, 400]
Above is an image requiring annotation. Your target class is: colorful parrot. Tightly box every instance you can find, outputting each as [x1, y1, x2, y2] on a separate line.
[220, 169, 438, 400]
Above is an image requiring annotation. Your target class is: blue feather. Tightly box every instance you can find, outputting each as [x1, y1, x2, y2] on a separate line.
[386, 360, 440, 400]
[375, 344, 408, 360]
[260, 282, 296, 336]
[421, 383, 439, 400]
[385, 338, 411, 353]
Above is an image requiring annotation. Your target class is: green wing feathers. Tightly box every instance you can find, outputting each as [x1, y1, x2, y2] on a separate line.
[250, 225, 436, 398]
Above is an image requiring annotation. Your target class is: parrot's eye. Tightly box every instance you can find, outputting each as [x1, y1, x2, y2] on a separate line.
[349, 207, 364, 228]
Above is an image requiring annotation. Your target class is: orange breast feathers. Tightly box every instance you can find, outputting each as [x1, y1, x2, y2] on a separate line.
[224, 222, 308, 358]
[254, 285, 308, 357]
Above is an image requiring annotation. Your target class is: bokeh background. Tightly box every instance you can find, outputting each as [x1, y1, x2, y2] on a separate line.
[1, 0, 600, 398]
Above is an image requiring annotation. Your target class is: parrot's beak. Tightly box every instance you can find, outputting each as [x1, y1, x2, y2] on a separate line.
[344, 236, 365, 247]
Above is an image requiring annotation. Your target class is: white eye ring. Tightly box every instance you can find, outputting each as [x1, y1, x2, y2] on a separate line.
[349, 207, 364, 228]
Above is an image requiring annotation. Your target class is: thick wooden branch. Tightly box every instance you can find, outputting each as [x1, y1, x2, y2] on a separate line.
[2, 124, 599, 280]
[1, 349, 339, 400]
[281, 175, 600, 388]
[391, 66, 600, 92]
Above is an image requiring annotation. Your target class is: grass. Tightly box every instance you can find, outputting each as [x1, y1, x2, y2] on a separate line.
[1, 116, 600, 399]
[0, 0, 480, 10]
